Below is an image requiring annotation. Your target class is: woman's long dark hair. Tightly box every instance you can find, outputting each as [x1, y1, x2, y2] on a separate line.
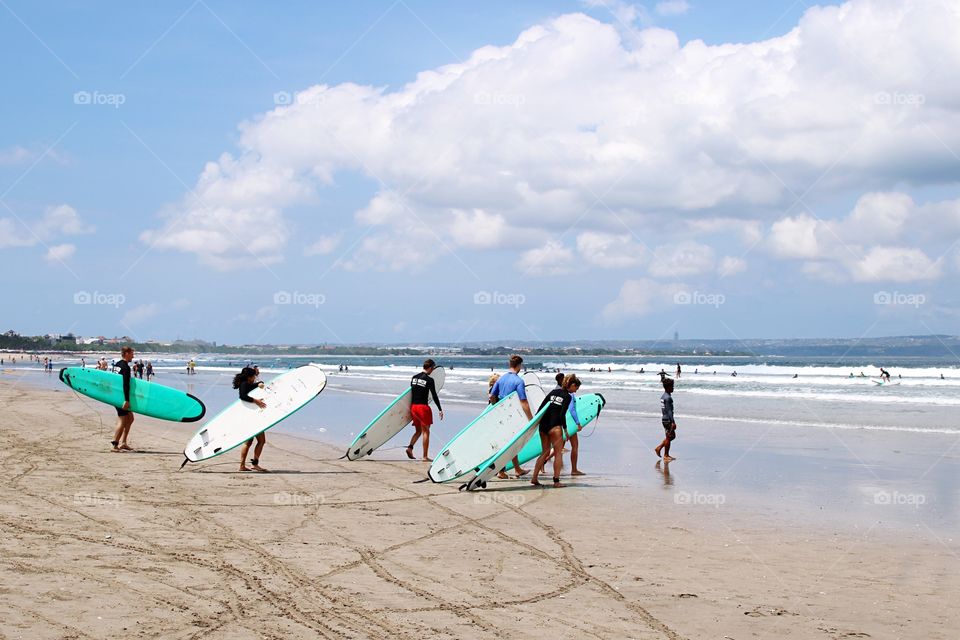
[232, 367, 257, 389]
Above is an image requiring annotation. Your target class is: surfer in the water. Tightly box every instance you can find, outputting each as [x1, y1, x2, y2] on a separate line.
[234, 367, 269, 472]
[489, 355, 531, 478]
[406, 359, 444, 462]
[111, 346, 136, 452]
[531, 374, 581, 487]
[655, 377, 676, 461]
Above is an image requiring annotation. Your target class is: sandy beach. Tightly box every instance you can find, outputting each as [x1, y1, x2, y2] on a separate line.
[1, 380, 957, 639]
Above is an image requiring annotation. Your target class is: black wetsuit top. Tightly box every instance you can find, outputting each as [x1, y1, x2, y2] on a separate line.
[239, 380, 260, 402]
[537, 388, 571, 433]
[115, 360, 131, 402]
[410, 372, 441, 410]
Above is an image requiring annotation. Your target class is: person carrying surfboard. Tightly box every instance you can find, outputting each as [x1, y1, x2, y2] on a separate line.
[405, 359, 444, 461]
[531, 374, 582, 487]
[111, 347, 136, 452]
[233, 367, 269, 472]
[489, 355, 531, 478]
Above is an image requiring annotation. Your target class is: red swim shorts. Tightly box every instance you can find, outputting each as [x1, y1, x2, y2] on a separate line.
[411, 404, 433, 428]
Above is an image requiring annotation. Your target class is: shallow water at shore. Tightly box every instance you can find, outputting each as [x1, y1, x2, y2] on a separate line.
[9, 361, 958, 536]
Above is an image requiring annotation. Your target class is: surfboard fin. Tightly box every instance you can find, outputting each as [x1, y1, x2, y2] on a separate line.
[179, 456, 189, 470]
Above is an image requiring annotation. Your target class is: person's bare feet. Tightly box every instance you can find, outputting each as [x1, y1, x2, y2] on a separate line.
[119, 444, 133, 451]
[571, 470, 586, 476]
[515, 468, 529, 478]
[239, 465, 250, 471]
[530, 479, 542, 486]
[663, 455, 675, 462]
[110, 447, 122, 453]
[654, 446, 662, 458]
[552, 481, 566, 488]
[251, 464, 269, 472]
[405, 446, 415, 460]
[497, 471, 509, 479]
[422, 457, 433, 463]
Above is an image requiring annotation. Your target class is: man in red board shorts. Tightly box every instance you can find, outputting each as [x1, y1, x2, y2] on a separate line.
[406, 359, 444, 462]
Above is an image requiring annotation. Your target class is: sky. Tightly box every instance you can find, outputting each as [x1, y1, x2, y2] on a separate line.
[1, 0, 959, 345]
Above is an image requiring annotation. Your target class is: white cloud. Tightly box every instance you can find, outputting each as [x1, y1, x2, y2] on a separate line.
[148, 1, 960, 275]
[0, 204, 91, 250]
[576, 231, 648, 268]
[44, 244, 75, 262]
[648, 241, 715, 277]
[766, 192, 959, 282]
[602, 278, 686, 320]
[304, 234, 341, 256]
[768, 214, 825, 259]
[655, 1, 690, 17]
[517, 240, 575, 276]
[849, 247, 941, 282]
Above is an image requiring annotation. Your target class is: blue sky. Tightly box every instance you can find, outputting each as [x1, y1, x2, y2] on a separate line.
[2, 0, 958, 345]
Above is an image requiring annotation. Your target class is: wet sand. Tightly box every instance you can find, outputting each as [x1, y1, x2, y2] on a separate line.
[0, 381, 957, 639]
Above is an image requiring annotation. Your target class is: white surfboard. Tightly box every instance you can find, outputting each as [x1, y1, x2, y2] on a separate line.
[183, 364, 327, 463]
[429, 372, 544, 484]
[346, 367, 445, 460]
[462, 406, 547, 491]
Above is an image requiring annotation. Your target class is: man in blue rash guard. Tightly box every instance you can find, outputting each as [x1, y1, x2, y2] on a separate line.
[488, 355, 531, 478]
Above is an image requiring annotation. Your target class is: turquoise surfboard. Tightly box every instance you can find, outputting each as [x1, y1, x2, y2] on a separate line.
[59, 367, 206, 423]
[505, 393, 605, 470]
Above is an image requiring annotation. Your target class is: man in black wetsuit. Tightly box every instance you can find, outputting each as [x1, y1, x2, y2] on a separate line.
[406, 359, 444, 461]
[111, 346, 136, 452]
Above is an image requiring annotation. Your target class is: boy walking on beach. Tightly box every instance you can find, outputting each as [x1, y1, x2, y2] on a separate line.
[655, 377, 676, 461]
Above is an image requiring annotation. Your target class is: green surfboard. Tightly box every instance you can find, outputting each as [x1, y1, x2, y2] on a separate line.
[59, 367, 206, 423]
[505, 393, 605, 469]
